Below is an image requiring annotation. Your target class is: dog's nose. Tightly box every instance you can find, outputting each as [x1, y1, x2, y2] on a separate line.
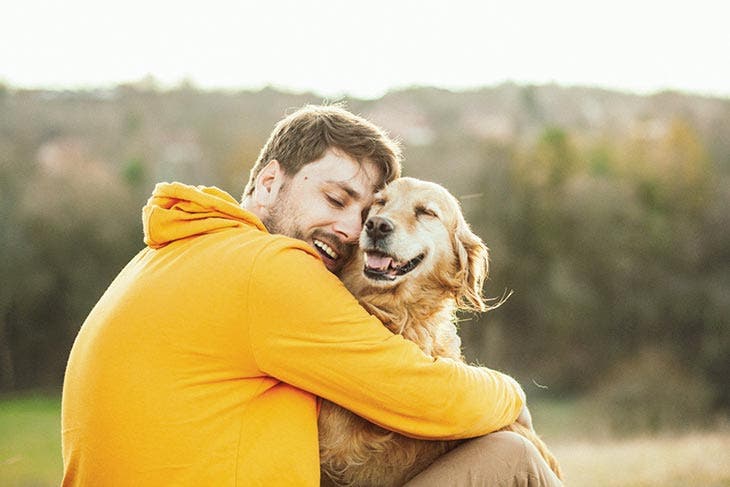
[365, 216, 394, 239]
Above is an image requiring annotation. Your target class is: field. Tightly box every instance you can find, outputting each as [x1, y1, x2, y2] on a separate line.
[1, 392, 729, 486]
[552, 434, 730, 486]
[0, 392, 62, 487]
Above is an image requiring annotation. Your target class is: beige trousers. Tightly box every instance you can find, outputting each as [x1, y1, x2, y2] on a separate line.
[404, 431, 562, 487]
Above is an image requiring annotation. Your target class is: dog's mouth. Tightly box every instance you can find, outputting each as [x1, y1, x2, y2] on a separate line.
[363, 250, 425, 281]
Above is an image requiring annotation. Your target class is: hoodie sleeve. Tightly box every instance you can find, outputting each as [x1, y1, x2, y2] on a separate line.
[246, 241, 524, 440]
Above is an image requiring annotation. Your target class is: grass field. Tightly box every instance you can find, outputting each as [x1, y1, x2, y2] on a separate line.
[552, 433, 730, 487]
[0, 392, 62, 487]
[1, 391, 729, 486]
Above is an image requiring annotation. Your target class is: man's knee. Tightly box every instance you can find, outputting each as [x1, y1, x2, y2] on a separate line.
[406, 431, 562, 486]
[467, 431, 561, 486]
[473, 431, 528, 457]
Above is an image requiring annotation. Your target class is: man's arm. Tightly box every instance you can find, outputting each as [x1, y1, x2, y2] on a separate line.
[246, 241, 524, 440]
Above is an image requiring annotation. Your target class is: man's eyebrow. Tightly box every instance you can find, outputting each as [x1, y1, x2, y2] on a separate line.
[324, 180, 363, 201]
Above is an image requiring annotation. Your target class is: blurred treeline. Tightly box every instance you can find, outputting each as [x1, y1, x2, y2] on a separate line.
[1, 80, 728, 432]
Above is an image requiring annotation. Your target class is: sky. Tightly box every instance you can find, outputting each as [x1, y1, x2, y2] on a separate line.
[2, 0, 728, 99]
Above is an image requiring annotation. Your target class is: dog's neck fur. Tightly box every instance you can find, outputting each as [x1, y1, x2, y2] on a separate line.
[342, 268, 464, 360]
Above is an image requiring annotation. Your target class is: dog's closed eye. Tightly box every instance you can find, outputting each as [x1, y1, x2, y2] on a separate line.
[415, 205, 439, 219]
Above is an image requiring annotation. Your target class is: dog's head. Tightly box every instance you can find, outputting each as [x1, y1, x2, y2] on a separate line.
[346, 177, 489, 312]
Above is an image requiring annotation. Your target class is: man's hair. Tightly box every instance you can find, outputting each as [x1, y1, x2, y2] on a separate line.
[242, 104, 402, 198]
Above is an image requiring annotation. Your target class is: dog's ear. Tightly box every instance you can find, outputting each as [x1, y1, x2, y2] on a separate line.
[453, 216, 489, 312]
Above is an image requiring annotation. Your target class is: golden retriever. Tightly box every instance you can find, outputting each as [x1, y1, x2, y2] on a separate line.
[318, 177, 562, 486]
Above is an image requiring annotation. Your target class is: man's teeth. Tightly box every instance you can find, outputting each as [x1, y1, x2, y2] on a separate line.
[314, 239, 338, 259]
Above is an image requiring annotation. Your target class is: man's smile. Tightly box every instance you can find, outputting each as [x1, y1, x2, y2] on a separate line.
[313, 239, 339, 260]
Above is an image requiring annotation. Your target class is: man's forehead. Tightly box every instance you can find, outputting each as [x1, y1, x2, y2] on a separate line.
[355, 158, 386, 194]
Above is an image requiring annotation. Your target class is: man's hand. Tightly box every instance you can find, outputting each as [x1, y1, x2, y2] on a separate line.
[516, 403, 534, 431]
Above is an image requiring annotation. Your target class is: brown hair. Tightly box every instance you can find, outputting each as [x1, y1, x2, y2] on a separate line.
[242, 104, 402, 198]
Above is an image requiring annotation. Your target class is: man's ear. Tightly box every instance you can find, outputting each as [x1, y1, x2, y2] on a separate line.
[253, 159, 283, 207]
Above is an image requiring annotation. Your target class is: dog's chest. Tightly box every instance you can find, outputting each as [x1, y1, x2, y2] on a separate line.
[399, 320, 462, 361]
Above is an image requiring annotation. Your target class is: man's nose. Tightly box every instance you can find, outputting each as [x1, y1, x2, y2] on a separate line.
[365, 216, 394, 240]
[334, 212, 364, 243]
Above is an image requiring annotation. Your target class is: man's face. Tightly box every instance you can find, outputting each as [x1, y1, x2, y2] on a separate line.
[261, 149, 383, 274]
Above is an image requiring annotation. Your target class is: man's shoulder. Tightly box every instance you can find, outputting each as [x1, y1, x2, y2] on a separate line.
[237, 229, 318, 261]
[213, 226, 321, 270]
[263, 232, 317, 257]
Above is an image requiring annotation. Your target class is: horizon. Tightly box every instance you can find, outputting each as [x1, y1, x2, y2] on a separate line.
[3, 78, 727, 102]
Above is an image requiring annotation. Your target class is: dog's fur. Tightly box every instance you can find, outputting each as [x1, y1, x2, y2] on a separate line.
[318, 177, 562, 486]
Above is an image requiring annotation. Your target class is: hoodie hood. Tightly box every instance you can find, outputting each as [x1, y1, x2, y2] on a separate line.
[143, 182, 266, 249]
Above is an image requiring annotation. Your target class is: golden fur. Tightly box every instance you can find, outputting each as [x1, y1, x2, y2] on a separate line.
[318, 177, 562, 486]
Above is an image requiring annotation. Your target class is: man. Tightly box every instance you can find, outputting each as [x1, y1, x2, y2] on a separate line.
[62, 104, 560, 485]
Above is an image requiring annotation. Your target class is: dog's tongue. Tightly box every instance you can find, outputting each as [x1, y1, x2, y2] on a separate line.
[365, 252, 393, 271]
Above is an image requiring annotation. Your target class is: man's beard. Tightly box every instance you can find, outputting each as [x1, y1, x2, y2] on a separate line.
[261, 185, 355, 274]
[260, 183, 304, 241]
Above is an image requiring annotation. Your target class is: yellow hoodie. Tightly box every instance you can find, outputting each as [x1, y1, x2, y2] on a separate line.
[61, 182, 524, 486]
